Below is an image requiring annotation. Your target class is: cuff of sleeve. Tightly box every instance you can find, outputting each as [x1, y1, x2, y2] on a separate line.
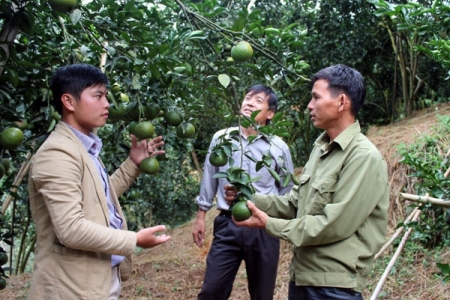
[114, 231, 138, 256]
[124, 157, 141, 177]
[126, 231, 138, 255]
[265, 217, 288, 239]
[195, 196, 213, 212]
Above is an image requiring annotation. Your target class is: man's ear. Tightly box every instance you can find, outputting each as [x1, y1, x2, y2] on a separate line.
[267, 109, 275, 121]
[61, 93, 75, 112]
[338, 94, 350, 112]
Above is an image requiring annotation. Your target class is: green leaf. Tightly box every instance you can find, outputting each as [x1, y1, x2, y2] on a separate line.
[268, 168, 280, 183]
[273, 128, 290, 137]
[70, 9, 82, 24]
[437, 263, 450, 274]
[218, 74, 230, 88]
[247, 135, 257, 143]
[240, 185, 255, 197]
[244, 153, 258, 163]
[212, 172, 228, 179]
[291, 173, 300, 185]
[276, 121, 294, 127]
[241, 117, 251, 128]
[231, 17, 247, 32]
[183, 30, 205, 41]
[149, 64, 161, 79]
[250, 176, 261, 183]
[272, 112, 284, 124]
[256, 161, 264, 172]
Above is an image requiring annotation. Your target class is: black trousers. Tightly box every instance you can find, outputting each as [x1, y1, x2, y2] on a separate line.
[198, 212, 280, 300]
[288, 281, 364, 300]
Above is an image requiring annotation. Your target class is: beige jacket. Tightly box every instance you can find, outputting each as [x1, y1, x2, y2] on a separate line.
[28, 122, 139, 300]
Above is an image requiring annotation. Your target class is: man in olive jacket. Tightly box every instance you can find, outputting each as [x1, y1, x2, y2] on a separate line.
[225, 64, 389, 300]
[28, 64, 171, 300]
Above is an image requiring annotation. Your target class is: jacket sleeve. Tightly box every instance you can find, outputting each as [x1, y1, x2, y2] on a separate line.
[30, 141, 137, 256]
[109, 157, 141, 198]
[261, 151, 388, 248]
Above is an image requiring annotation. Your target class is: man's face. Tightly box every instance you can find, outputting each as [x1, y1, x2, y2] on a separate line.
[68, 84, 109, 135]
[240, 91, 274, 125]
[307, 79, 341, 130]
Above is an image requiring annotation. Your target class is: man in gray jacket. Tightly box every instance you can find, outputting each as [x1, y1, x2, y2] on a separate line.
[225, 65, 389, 300]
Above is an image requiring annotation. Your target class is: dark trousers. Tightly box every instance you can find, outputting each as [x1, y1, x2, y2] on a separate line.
[288, 281, 364, 300]
[198, 213, 280, 300]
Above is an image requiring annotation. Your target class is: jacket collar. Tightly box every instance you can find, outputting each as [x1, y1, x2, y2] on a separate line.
[315, 121, 361, 152]
[54, 122, 110, 224]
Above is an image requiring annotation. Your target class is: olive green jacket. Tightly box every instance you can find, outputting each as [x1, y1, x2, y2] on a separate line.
[254, 122, 389, 292]
[28, 122, 139, 300]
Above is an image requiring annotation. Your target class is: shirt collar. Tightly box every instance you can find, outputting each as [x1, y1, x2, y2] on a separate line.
[315, 121, 361, 151]
[63, 122, 103, 157]
[228, 126, 269, 143]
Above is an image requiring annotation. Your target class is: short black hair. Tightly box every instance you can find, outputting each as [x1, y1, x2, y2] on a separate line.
[311, 64, 365, 116]
[245, 84, 278, 113]
[50, 64, 108, 114]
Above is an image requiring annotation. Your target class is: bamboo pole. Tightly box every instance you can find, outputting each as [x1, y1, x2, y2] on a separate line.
[400, 192, 450, 207]
[374, 206, 419, 260]
[370, 209, 421, 300]
[372, 146, 450, 298]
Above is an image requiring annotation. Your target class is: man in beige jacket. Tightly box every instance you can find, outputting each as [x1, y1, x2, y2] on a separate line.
[28, 64, 171, 300]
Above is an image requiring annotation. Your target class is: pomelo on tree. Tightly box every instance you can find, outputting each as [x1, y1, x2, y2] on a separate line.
[120, 93, 130, 102]
[144, 103, 161, 120]
[133, 121, 154, 140]
[231, 200, 252, 221]
[0, 251, 7, 265]
[231, 41, 254, 63]
[111, 82, 121, 93]
[124, 102, 140, 121]
[108, 103, 126, 121]
[209, 150, 227, 167]
[176, 123, 195, 139]
[127, 121, 139, 135]
[0, 277, 6, 290]
[48, 0, 77, 13]
[0, 158, 11, 174]
[0, 127, 24, 150]
[164, 111, 183, 127]
[139, 157, 159, 175]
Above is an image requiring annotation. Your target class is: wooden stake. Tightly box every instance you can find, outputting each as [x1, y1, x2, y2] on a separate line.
[370, 209, 421, 300]
[400, 192, 450, 207]
[375, 206, 418, 260]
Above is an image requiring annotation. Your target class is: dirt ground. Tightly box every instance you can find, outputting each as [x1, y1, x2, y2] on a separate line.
[1, 103, 450, 299]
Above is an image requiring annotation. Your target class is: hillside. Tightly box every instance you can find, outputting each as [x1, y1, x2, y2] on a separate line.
[1, 103, 450, 299]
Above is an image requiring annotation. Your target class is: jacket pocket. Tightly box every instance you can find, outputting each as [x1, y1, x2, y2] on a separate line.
[308, 176, 338, 215]
[293, 173, 310, 191]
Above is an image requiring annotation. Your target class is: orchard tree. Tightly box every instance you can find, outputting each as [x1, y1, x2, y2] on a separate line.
[367, 0, 450, 118]
[0, 0, 308, 275]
